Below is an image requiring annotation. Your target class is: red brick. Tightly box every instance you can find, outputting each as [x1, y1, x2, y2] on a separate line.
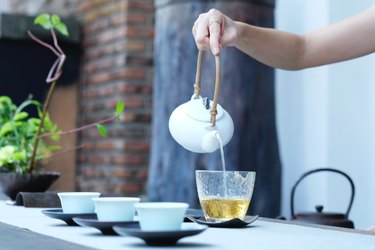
[125, 55, 153, 65]
[114, 68, 145, 79]
[83, 58, 114, 73]
[89, 155, 109, 164]
[141, 85, 153, 94]
[110, 13, 126, 26]
[136, 169, 148, 180]
[123, 98, 144, 108]
[90, 72, 111, 84]
[124, 41, 146, 51]
[119, 183, 143, 193]
[125, 13, 147, 25]
[96, 141, 115, 150]
[81, 167, 97, 177]
[77, 0, 109, 12]
[125, 27, 154, 38]
[116, 85, 141, 94]
[111, 168, 132, 178]
[124, 142, 150, 152]
[85, 19, 110, 33]
[82, 143, 95, 151]
[111, 155, 144, 165]
[125, 1, 154, 12]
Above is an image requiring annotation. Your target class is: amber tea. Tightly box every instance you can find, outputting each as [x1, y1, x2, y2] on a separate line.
[196, 170, 256, 222]
[200, 198, 250, 221]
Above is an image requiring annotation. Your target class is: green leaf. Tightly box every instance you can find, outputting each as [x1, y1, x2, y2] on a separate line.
[46, 145, 61, 151]
[49, 133, 60, 141]
[55, 22, 69, 37]
[51, 15, 61, 26]
[42, 113, 55, 132]
[115, 101, 125, 114]
[34, 13, 53, 30]
[0, 122, 13, 136]
[96, 124, 107, 137]
[13, 112, 28, 121]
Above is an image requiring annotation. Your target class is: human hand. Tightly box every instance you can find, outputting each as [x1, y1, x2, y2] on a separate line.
[192, 9, 239, 55]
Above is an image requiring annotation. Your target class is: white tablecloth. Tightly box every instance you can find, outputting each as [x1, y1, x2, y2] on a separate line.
[0, 201, 374, 250]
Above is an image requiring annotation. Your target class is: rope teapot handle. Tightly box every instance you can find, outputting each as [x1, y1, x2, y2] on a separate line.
[193, 50, 221, 127]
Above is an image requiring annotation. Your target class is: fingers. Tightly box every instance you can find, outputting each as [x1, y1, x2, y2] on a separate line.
[209, 20, 221, 55]
[192, 9, 223, 55]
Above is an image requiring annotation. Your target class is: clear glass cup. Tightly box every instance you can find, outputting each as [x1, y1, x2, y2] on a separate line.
[195, 170, 256, 222]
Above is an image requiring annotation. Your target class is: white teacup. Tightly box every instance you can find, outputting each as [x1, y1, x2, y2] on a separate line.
[57, 192, 100, 213]
[92, 197, 140, 221]
[134, 202, 189, 231]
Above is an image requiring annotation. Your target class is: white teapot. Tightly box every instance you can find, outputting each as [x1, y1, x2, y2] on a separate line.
[169, 51, 234, 153]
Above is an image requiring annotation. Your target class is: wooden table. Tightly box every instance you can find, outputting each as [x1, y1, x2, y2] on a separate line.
[0, 201, 373, 250]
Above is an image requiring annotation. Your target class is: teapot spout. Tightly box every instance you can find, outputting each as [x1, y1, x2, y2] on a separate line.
[201, 130, 220, 153]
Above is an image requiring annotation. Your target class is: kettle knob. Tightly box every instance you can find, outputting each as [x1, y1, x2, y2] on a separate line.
[315, 205, 324, 213]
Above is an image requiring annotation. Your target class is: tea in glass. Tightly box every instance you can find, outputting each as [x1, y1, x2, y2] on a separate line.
[195, 170, 255, 222]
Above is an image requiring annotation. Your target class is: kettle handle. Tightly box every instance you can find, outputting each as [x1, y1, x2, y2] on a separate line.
[193, 50, 221, 127]
[290, 168, 355, 219]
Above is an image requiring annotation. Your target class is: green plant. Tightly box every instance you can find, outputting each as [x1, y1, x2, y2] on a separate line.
[0, 96, 59, 173]
[0, 13, 124, 174]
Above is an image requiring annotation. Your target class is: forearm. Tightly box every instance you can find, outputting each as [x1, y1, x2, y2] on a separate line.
[233, 5, 375, 70]
[234, 22, 306, 70]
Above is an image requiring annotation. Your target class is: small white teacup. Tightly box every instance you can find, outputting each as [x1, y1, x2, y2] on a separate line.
[134, 202, 189, 231]
[57, 192, 100, 213]
[92, 197, 141, 221]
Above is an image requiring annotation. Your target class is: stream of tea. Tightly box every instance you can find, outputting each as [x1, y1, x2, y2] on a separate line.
[216, 132, 226, 172]
[199, 132, 251, 221]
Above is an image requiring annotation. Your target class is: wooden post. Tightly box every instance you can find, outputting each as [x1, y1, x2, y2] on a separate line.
[150, 0, 281, 217]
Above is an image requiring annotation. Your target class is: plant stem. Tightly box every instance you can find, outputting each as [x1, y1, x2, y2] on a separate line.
[28, 80, 57, 173]
[42, 144, 84, 160]
[38, 116, 117, 139]
[27, 29, 66, 173]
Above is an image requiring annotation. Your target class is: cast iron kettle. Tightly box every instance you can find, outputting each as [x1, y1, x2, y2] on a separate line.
[291, 168, 355, 228]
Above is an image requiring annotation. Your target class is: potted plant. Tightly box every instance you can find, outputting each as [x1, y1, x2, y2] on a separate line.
[0, 14, 124, 200]
[0, 95, 62, 200]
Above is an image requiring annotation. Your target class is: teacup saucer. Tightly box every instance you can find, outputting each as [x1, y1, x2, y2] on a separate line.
[41, 208, 95, 226]
[187, 215, 259, 228]
[113, 222, 208, 246]
[73, 215, 138, 235]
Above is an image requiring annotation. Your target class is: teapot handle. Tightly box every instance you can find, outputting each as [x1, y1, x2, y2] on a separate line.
[290, 168, 355, 219]
[193, 50, 221, 127]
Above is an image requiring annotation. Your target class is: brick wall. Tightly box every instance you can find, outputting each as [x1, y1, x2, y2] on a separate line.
[9, 0, 154, 197]
[76, 0, 153, 196]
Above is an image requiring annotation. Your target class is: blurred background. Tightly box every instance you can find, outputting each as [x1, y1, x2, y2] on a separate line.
[0, 0, 374, 230]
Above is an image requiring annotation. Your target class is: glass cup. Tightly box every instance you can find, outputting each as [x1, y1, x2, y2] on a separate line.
[195, 170, 256, 222]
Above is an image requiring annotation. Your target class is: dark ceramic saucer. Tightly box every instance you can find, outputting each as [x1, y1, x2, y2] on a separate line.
[113, 222, 208, 246]
[184, 208, 204, 222]
[187, 215, 259, 228]
[73, 215, 138, 235]
[41, 208, 95, 226]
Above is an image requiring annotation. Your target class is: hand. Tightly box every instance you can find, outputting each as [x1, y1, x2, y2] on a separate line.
[192, 9, 239, 55]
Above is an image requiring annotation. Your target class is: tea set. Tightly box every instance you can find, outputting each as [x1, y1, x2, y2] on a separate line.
[41, 51, 257, 246]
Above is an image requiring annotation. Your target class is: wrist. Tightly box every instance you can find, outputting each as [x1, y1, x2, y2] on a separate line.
[233, 21, 245, 47]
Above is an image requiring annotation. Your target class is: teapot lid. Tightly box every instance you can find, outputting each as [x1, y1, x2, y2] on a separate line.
[183, 98, 224, 122]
